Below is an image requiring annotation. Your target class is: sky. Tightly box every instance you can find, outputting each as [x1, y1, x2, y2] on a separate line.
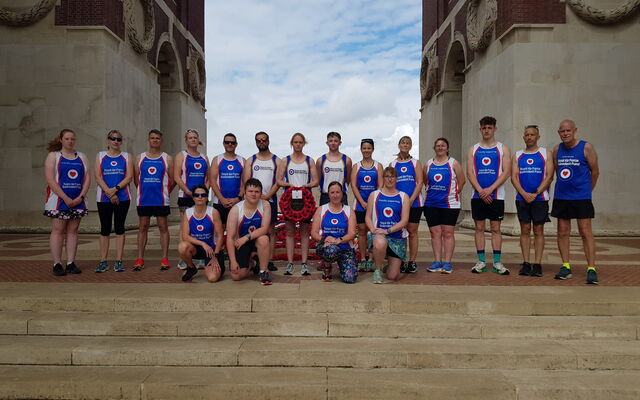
[204, 0, 422, 166]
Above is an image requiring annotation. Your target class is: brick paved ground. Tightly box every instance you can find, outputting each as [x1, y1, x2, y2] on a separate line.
[1, 226, 638, 286]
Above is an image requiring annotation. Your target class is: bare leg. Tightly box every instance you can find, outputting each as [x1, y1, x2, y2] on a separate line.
[474, 220, 486, 251]
[372, 234, 388, 269]
[407, 222, 419, 262]
[177, 241, 195, 266]
[556, 218, 571, 264]
[533, 224, 545, 264]
[429, 225, 442, 261]
[137, 216, 151, 259]
[490, 220, 502, 253]
[115, 234, 125, 261]
[442, 225, 456, 263]
[386, 257, 402, 281]
[357, 223, 368, 261]
[65, 218, 81, 262]
[285, 220, 296, 263]
[577, 218, 595, 266]
[50, 219, 67, 264]
[157, 216, 170, 259]
[299, 222, 310, 264]
[257, 236, 270, 271]
[268, 225, 276, 261]
[99, 235, 110, 261]
[519, 222, 532, 263]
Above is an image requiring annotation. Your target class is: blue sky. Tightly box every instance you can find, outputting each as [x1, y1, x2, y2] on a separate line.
[204, 0, 422, 165]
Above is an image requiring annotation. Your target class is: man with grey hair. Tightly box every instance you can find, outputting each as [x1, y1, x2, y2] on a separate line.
[551, 120, 600, 284]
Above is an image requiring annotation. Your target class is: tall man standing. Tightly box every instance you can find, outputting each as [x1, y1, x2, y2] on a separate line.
[511, 125, 554, 277]
[466, 116, 512, 275]
[243, 132, 280, 271]
[210, 133, 245, 230]
[551, 120, 600, 284]
[134, 129, 174, 270]
[316, 131, 352, 206]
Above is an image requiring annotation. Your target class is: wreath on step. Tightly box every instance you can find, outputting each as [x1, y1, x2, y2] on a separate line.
[279, 187, 316, 222]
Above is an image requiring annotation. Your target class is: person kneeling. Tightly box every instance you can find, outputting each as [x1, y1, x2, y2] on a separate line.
[311, 181, 357, 283]
[178, 185, 225, 282]
[226, 179, 273, 286]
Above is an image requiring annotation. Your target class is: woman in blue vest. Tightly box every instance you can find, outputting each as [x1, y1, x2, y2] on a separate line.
[311, 181, 357, 283]
[276, 132, 318, 276]
[44, 129, 91, 276]
[365, 166, 410, 283]
[94, 129, 133, 273]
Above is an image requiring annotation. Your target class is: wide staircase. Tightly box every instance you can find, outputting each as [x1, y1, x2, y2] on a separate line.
[0, 281, 639, 399]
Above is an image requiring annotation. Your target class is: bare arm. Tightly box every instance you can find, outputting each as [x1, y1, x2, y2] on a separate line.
[94, 153, 113, 198]
[209, 156, 226, 202]
[392, 193, 411, 232]
[585, 142, 599, 191]
[345, 156, 353, 186]
[376, 163, 383, 189]
[409, 160, 423, 204]
[488, 145, 511, 194]
[173, 152, 190, 196]
[306, 158, 319, 189]
[510, 154, 533, 202]
[263, 157, 281, 199]
[226, 206, 240, 268]
[310, 207, 324, 242]
[466, 147, 483, 194]
[316, 156, 323, 191]
[276, 157, 291, 188]
[537, 153, 555, 196]
[44, 153, 72, 206]
[133, 154, 141, 187]
[166, 155, 175, 193]
[453, 160, 465, 193]
[350, 163, 365, 207]
[212, 209, 224, 255]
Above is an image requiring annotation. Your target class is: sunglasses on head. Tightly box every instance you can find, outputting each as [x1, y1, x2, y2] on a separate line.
[108, 137, 123, 142]
[192, 193, 208, 198]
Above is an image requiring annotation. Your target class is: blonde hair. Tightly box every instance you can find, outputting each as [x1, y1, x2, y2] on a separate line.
[290, 132, 307, 146]
[185, 129, 203, 146]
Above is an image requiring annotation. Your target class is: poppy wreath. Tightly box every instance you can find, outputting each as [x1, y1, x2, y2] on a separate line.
[279, 187, 316, 222]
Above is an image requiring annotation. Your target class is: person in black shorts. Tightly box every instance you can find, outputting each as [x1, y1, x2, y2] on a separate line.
[466, 116, 512, 275]
[177, 185, 225, 282]
[226, 179, 273, 286]
[511, 125, 554, 277]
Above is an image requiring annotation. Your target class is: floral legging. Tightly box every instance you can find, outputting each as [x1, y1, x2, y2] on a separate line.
[316, 242, 358, 283]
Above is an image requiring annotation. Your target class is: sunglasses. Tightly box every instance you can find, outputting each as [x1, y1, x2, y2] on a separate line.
[361, 138, 374, 145]
[108, 137, 123, 142]
[255, 139, 268, 143]
[224, 141, 237, 145]
[192, 193, 208, 198]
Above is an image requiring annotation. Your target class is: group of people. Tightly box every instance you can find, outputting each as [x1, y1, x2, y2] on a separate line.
[44, 115, 599, 285]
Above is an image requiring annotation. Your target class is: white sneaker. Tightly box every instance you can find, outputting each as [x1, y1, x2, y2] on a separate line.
[177, 259, 188, 270]
[492, 262, 510, 275]
[471, 261, 487, 274]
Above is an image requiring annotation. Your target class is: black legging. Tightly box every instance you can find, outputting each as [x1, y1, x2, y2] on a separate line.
[97, 201, 130, 236]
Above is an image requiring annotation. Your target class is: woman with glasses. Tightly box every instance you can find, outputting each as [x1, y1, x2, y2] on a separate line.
[174, 129, 209, 269]
[44, 129, 91, 276]
[311, 181, 357, 283]
[350, 138, 383, 272]
[423, 138, 465, 273]
[365, 167, 410, 283]
[390, 136, 423, 274]
[94, 130, 133, 273]
[178, 185, 225, 282]
[276, 132, 319, 276]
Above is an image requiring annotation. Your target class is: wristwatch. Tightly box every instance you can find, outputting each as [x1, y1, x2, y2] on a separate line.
[115, 185, 121, 190]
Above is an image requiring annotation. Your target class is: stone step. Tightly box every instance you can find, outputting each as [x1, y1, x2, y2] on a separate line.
[1, 365, 639, 400]
[1, 335, 639, 370]
[2, 282, 640, 316]
[2, 311, 638, 340]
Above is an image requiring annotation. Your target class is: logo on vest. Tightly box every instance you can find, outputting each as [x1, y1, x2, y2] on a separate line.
[433, 173, 443, 182]
[196, 224, 204, 232]
[194, 162, 203, 170]
[324, 166, 330, 174]
[148, 167, 157, 175]
[526, 158, 534, 165]
[249, 225, 256, 233]
[253, 165, 260, 171]
[226, 164, 234, 171]
[67, 169, 79, 179]
[481, 157, 491, 166]
[560, 168, 572, 180]
[363, 175, 372, 183]
[383, 207, 393, 217]
[289, 169, 294, 175]
[330, 218, 339, 225]
[110, 161, 118, 167]
[400, 166, 408, 173]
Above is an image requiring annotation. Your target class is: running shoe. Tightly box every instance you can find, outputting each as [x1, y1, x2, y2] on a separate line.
[586, 269, 599, 285]
[95, 261, 109, 273]
[492, 262, 510, 275]
[365, 259, 375, 272]
[259, 270, 272, 286]
[195, 259, 207, 269]
[554, 266, 572, 280]
[357, 260, 368, 272]
[251, 255, 260, 275]
[322, 268, 333, 282]
[133, 258, 144, 271]
[65, 262, 82, 274]
[400, 261, 408, 273]
[471, 261, 487, 274]
[301, 263, 310, 276]
[441, 262, 453, 274]
[114, 260, 125, 272]
[177, 259, 188, 270]
[267, 261, 278, 271]
[53, 263, 66, 276]
[426, 261, 443, 273]
[160, 257, 170, 270]
[181, 266, 198, 282]
[518, 262, 532, 276]
[372, 269, 383, 284]
[531, 263, 543, 277]
[405, 261, 417, 274]
[284, 263, 294, 275]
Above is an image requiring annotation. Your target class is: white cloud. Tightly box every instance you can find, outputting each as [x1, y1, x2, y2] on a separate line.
[204, 0, 421, 165]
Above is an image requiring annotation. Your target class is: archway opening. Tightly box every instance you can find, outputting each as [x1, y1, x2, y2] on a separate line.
[157, 41, 182, 156]
[441, 40, 465, 161]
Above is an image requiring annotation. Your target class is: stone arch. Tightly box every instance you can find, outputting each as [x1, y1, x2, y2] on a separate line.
[441, 38, 467, 91]
[155, 36, 184, 92]
[440, 38, 467, 161]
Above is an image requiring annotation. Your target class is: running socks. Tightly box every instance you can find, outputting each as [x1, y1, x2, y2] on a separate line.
[493, 250, 501, 263]
[563, 262, 571, 270]
[477, 250, 485, 262]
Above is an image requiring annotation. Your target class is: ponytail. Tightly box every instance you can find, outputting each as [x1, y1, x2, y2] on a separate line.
[47, 129, 75, 152]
